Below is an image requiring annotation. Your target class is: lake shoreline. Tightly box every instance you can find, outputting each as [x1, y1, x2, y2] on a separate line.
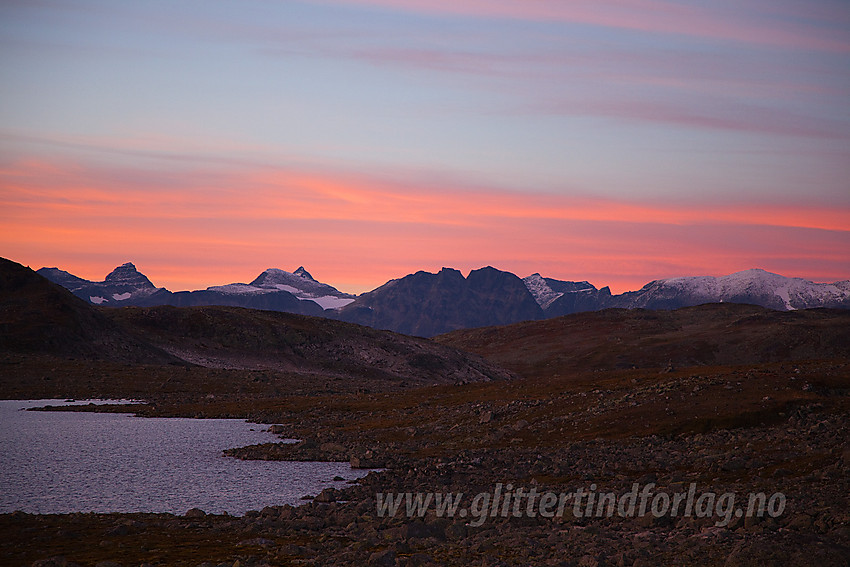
[6, 398, 850, 566]
[0, 400, 366, 517]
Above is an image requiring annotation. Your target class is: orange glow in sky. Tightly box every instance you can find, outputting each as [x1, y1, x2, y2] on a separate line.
[2, 157, 848, 294]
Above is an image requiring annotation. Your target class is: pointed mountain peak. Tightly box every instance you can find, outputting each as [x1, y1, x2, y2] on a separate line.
[293, 266, 315, 281]
[105, 262, 135, 276]
[103, 262, 155, 289]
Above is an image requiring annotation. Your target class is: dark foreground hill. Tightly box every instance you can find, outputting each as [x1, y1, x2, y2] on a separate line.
[434, 303, 850, 378]
[0, 257, 177, 364]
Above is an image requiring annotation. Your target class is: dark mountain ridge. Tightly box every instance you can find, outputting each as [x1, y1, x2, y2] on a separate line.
[333, 266, 543, 337]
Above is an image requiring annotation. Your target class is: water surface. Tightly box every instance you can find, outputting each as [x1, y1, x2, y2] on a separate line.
[0, 399, 366, 515]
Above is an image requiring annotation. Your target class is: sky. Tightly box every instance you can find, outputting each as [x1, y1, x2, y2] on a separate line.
[1, 0, 848, 294]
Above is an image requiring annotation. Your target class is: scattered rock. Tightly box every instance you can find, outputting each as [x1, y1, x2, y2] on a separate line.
[314, 487, 337, 503]
[351, 455, 385, 468]
[368, 549, 397, 566]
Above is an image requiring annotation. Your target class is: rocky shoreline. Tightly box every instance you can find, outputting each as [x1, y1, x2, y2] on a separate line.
[7, 399, 849, 567]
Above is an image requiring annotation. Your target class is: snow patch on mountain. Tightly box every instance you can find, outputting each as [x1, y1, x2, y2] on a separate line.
[248, 267, 355, 309]
[197, 267, 356, 310]
[523, 273, 598, 310]
[204, 279, 355, 309]
[523, 274, 563, 309]
[311, 295, 356, 309]
[646, 269, 850, 310]
[775, 284, 794, 310]
[206, 283, 268, 295]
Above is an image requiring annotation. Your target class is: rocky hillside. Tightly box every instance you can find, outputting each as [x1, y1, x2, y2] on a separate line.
[106, 305, 514, 386]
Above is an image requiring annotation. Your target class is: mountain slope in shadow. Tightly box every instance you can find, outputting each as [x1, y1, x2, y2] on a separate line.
[435, 303, 850, 378]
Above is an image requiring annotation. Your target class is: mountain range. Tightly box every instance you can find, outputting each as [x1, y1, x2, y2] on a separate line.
[1, 258, 511, 387]
[36, 261, 850, 337]
[37, 263, 353, 317]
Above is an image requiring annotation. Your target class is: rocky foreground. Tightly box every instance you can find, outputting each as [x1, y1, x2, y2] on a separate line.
[3, 356, 849, 567]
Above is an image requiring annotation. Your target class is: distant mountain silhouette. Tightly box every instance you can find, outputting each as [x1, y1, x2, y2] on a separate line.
[36, 261, 850, 337]
[334, 266, 543, 337]
[36, 263, 353, 316]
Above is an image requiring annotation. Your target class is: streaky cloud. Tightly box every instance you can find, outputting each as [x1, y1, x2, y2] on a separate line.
[318, 0, 850, 52]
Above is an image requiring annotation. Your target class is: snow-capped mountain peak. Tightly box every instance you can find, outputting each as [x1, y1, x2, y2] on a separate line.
[634, 269, 850, 311]
[249, 267, 316, 287]
[523, 273, 598, 309]
[241, 267, 355, 309]
[37, 262, 163, 305]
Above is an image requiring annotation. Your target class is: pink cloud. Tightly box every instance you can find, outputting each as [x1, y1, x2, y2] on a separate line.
[319, 0, 850, 52]
[2, 156, 848, 294]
